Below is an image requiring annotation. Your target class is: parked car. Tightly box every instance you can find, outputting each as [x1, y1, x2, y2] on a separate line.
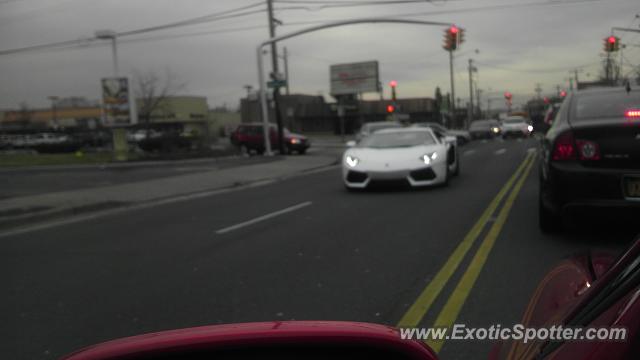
[355, 121, 403, 142]
[342, 127, 459, 190]
[413, 122, 471, 145]
[500, 116, 533, 138]
[230, 123, 310, 155]
[469, 119, 501, 139]
[538, 86, 640, 231]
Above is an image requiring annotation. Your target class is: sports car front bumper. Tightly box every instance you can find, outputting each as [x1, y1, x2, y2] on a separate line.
[342, 162, 448, 188]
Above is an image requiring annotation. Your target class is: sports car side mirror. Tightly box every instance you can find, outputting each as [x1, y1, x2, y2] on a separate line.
[346, 140, 357, 147]
[62, 321, 439, 360]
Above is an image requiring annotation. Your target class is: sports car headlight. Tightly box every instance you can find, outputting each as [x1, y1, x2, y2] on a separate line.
[345, 155, 359, 167]
[420, 152, 438, 165]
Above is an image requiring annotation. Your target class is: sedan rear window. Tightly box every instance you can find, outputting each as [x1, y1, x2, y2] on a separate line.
[573, 91, 640, 121]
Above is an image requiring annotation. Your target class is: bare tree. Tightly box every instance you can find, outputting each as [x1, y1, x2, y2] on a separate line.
[134, 70, 185, 129]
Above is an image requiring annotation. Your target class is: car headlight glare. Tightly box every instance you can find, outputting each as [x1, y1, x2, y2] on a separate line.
[421, 152, 438, 165]
[527, 125, 533, 132]
[491, 127, 500, 133]
[345, 155, 359, 167]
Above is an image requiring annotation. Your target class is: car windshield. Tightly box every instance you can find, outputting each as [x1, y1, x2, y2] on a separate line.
[503, 118, 526, 124]
[359, 131, 436, 148]
[573, 91, 640, 121]
[363, 123, 401, 133]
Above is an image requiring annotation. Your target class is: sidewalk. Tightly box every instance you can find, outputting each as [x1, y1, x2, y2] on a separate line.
[0, 154, 338, 230]
[307, 133, 353, 148]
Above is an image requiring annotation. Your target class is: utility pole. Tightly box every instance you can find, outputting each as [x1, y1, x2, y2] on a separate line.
[282, 47, 290, 95]
[573, 69, 580, 89]
[244, 85, 253, 97]
[535, 83, 542, 99]
[475, 88, 482, 119]
[266, 0, 285, 155]
[449, 50, 456, 115]
[467, 58, 474, 126]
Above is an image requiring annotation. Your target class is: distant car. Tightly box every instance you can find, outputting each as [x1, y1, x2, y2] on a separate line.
[469, 119, 501, 139]
[538, 86, 640, 231]
[413, 122, 471, 145]
[230, 123, 310, 155]
[500, 116, 533, 138]
[127, 129, 162, 143]
[342, 127, 459, 190]
[355, 121, 403, 142]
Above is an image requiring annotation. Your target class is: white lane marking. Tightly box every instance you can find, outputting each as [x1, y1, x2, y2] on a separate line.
[463, 149, 477, 156]
[495, 148, 507, 155]
[481, 140, 488, 144]
[0, 166, 338, 239]
[527, 147, 537, 154]
[517, 138, 523, 142]
[215, 201, 312, 234]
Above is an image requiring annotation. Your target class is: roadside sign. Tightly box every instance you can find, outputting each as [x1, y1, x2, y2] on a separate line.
[267, 80, 287, 89]
[101, 77, 137, 126]
[330, 61, 380, 95]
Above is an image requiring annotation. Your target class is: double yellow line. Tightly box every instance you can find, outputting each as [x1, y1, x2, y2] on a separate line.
[397, 151, 536, 353]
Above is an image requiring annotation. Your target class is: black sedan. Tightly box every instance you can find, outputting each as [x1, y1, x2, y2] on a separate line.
[538, 86, 640, 231]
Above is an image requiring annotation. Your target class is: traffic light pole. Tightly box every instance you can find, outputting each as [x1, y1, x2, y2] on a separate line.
[267, 0, 286, 155]
[449, 49, 456, 116]
[467, 58, 474, 128]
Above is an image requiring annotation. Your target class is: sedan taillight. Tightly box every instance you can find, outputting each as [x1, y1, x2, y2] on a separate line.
[551, 131, 600, 161]
[551, 131, 576, 161]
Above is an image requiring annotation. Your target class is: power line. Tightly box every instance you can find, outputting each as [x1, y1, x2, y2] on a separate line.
[0, 1, 266, 56]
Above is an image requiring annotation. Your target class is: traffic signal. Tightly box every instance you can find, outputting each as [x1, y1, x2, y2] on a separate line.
[390, 80, 397, 102]
[559, 90, 567, 97]
[604, 36, 620, 52]
[504, 92, 512, 100]
[387, 104, 396, 114]
[443, 25, 465, 51]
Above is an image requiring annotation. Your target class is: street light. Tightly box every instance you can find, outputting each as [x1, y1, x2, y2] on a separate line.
[95, 29, 119, 77]
[47, 96, 59, 129]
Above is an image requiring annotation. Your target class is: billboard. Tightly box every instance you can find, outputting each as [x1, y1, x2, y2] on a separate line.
[101, 77, 136, 126]
[330, 61, 380, 95]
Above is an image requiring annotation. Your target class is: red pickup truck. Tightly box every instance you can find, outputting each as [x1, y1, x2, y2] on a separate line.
[230, 123, 310, 155]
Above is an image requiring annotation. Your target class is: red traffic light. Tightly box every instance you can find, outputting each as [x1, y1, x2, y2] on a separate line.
[449, 25, 459, 34]
[504, 91, 512, 100]
[389, 80, 398, 88]
[607, 36, 616, 44]
[387, 105, 395, 113]
[560, 90, 567, 97]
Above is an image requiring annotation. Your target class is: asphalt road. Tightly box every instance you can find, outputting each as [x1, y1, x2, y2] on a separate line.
[2, 137, 637, 359]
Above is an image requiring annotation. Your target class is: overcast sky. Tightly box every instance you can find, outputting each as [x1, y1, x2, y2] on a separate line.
[0, 0, 638, 110]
